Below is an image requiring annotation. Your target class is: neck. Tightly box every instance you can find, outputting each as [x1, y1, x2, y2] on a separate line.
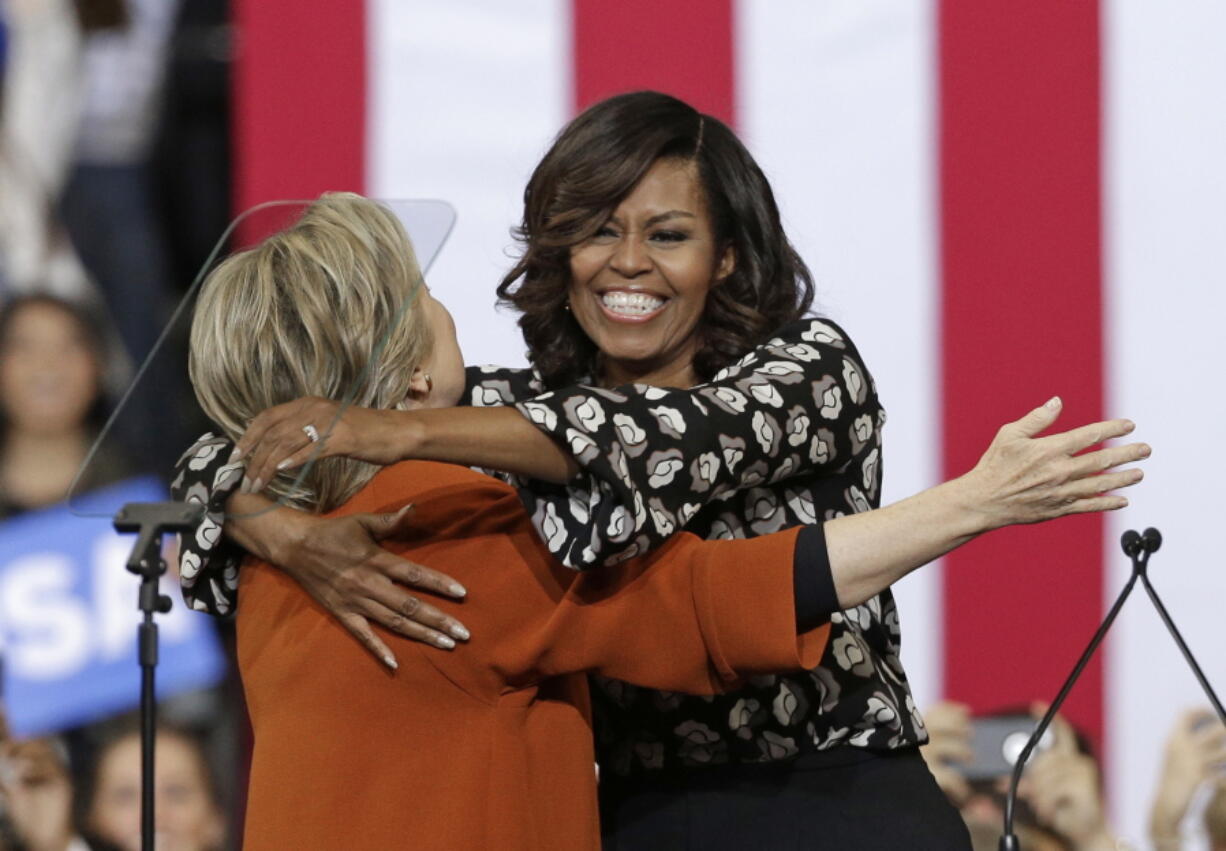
[599, 355, 699, 391]
[1, 427, 91, 508]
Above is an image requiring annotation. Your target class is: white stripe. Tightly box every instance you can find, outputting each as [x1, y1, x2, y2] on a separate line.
[737, 0, 942, 711]
[1105, 0, 1226, 844]
[367, 0, 570, 368]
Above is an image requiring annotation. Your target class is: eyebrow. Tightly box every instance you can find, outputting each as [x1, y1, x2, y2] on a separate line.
[609, 210, 697, 228]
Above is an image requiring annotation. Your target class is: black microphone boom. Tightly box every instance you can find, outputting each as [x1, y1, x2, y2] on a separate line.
[999, 528, 1226, 851]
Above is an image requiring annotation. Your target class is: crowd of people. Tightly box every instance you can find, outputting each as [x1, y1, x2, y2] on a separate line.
[0, 4, 1221, 851]
[919, 704, 1226, 851]
[0, 1, 234, 849]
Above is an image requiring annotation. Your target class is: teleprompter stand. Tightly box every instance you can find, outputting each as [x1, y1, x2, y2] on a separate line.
[112, 501, 206, 851]
[999, 528, 1226, 850]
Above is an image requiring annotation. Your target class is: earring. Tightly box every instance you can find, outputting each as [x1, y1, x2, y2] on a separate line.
[423, 373, 433, 392]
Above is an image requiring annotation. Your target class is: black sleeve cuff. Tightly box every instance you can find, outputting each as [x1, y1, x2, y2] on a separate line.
[793, 523, 838, 631]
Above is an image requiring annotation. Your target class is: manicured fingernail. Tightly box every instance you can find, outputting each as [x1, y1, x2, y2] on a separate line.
[276, 458, 293, 471]
[251, 477, 263, 493]
[228, 446, 243, 464]
[383, 653, 397, 670]
[1045, 396, 1061, 409]
[436, 635, 456, 649]
[240, 476, 252, 493]
[450, 624, 470, 641]
[449, 583, 467, 598]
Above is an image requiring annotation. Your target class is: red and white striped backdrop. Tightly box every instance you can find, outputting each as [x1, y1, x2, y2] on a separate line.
[234, 1, 1226, 841]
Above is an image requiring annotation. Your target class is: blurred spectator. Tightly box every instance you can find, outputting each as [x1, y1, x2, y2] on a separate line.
[83, 724, 223, 851]
[0, 713, 91, 851]
[0, 0, 92, 302]
[921, 701, 1119, 851]
[59, 0, 178, 365]
[0, 294, 130, 518]
[1149, 708, 1226, 850]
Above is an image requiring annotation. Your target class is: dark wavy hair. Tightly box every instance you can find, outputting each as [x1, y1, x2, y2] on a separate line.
[497, 91, 815, 388]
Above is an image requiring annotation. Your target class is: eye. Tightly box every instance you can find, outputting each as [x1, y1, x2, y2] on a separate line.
[650, 230, 689, 244]
[592, 225, 618, 240]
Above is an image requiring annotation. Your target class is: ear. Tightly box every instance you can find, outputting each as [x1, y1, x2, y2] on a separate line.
[405, 367, 432, 403]
[715, 244, 736, 283]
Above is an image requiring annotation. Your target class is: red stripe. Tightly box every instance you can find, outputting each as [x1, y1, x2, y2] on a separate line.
[939, 3, 1106, 749]
[233, 0, 366, 217]
[571, 0, 736, 125]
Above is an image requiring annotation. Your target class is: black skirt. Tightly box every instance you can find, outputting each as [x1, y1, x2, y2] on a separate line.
[598, 746, 971, 850]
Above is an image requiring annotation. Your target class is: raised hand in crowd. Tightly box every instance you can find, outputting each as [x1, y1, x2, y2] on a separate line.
[919, 700, 975, 806]
[1017, 709, 1117, 851]
[1149, 708, 1226, 850]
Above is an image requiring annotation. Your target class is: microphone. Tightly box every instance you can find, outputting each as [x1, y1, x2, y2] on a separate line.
[1142, 527, 1162, 554]
[1000, 528, 1226, 850]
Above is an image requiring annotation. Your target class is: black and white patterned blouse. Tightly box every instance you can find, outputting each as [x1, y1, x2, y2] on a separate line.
[170, 317, 927, 772]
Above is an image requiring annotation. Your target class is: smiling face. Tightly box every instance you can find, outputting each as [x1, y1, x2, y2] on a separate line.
[567, 158, 734, 389]
[0, 300, 101, 436]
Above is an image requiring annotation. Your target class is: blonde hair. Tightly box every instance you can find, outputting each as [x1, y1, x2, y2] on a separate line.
[190, 193, 433, 512]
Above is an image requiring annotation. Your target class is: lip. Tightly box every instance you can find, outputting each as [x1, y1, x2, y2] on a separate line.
[592, 288, 669, 324]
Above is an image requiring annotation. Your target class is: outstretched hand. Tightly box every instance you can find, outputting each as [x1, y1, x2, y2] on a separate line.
[276, 504, 471, 669]
[962, 396, 1149, 530]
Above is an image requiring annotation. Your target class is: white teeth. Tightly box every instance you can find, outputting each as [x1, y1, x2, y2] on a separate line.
[600, 291, 665, 316]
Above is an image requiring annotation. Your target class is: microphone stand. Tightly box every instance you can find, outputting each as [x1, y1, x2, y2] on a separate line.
[112, 501, 206, 851]
[998, 528, 1226, 850]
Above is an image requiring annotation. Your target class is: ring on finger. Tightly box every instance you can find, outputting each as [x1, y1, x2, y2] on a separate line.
[303, 424, 320, 443]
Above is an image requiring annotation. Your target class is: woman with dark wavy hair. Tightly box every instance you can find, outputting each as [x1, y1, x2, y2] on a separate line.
[170, 92, 1146, 849]
[496, 89, 812, 387]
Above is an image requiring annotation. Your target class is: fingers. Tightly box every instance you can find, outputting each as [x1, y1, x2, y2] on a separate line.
[337, 612, 398, 670]
[236, 398, 336, 493]
[245, 425, 319, 494]
[359, 505, 418, 542]
[1065, 467, 1145, 499]
[1010, 396, 1064, 439]
[1059, 495, 1131, 515]
[1070, 441, 1151, 477]
[362, 597, 465, 649]
[1050, 417, 1136, 455]
[360, 555, 470, 641]
[353, 514, 468, 600]
[376, 552, 467, 600]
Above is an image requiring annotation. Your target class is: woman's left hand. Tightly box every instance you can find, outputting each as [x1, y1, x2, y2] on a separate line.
[235, 397, 417, 493]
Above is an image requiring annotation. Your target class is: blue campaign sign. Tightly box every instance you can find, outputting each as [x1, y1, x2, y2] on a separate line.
[0, 478, 227, 738]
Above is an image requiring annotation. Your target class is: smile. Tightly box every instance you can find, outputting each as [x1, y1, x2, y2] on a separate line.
[598, 290, 667, 322]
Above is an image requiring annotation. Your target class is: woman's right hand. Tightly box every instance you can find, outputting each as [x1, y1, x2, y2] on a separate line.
[960, 396, 1149, 531]
[274, 506, 471, 669]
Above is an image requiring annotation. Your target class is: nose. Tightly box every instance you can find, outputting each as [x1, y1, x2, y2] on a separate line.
[608, 232, 652, 278]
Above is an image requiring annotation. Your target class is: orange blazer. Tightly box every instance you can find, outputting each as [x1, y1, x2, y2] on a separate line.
[237, 460, 831, 850]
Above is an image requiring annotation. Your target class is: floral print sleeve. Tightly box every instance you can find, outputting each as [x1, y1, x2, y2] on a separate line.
[169, 433, 244, 615]
[509, 318, 883, 569]
[166, 366, 547, 617]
